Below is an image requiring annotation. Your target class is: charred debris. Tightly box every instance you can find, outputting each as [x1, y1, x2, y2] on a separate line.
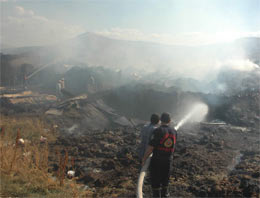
[0, 53, 260, 197]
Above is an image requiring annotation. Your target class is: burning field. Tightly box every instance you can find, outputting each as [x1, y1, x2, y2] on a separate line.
[0, 68, 259, 197]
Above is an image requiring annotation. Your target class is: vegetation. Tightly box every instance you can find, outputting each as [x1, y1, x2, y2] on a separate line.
[0, 115, 85, 197]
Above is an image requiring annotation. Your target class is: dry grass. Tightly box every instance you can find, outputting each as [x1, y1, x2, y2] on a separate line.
[0, 115, 56, 142]
[0, 115, 85, 197]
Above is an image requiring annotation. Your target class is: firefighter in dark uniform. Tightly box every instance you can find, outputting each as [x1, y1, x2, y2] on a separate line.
[142, 112, 177, 198]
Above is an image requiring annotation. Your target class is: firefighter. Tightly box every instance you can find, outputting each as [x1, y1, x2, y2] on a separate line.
[59, 78, 65, 99]
[56, 80, 62, 100]
[23, 75, 28, 89]
[138, 114, 160, 160]
[142, 112, 177, 198]
[60, 78, 65, 90]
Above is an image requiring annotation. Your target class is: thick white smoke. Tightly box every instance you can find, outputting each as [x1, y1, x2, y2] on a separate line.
[216, 59, 259, 72]
[211, 59, 260, 94]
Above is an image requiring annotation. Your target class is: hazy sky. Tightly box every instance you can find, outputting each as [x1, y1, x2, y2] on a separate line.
[1, 0, 260, 47]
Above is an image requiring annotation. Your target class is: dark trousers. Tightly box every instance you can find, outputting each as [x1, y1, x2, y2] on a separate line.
[149, 157, 172, 189]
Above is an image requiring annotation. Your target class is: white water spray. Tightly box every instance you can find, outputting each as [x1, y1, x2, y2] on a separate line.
[174, 103, 208, 130]
[136, 102, 208, 198]
[26, 59, 60, 80]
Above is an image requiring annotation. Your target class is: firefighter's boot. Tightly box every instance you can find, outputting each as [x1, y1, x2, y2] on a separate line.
[161, 187, 170, 197]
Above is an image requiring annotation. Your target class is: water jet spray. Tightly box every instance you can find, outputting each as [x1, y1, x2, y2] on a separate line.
[136, 102, 208, 198]
[175, 102, 208, 130]
[26, 59, 60, 80]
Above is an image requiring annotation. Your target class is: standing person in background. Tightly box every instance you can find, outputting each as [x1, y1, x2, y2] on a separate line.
[138, 114, 160, 160]
[60, 78, 65, 90]
[23, 75, 28, 89]
[60, 78, 66, 99]
[87, 75, 96, 93]
[142, 112, 177, 198]
[56, 80, 62, 101]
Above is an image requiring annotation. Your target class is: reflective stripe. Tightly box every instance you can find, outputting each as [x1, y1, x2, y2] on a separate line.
[158, 147, 174, 152]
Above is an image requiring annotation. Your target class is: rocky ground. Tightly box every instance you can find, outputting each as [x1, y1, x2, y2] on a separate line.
[1, 86, 259, 197]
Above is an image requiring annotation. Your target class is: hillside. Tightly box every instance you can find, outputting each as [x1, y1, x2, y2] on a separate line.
[2, 34, 260, 75]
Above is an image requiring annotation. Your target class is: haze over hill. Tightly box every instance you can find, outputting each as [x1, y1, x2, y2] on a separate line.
[2, 33, 260, 81]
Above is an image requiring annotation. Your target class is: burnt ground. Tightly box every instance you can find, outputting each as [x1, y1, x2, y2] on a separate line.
[48, 123, 260, 197]
[1, 87, 259, 197]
